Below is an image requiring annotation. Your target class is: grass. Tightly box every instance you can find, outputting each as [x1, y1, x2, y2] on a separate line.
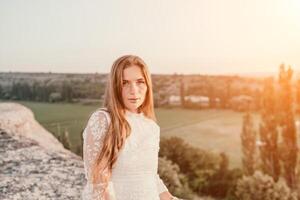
[4, 100, 262, 169]
[18, 101, 99, 151]
[158, 108, 260, 168]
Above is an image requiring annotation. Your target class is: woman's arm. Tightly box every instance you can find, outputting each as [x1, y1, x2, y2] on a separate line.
[83, 110, 115, 200]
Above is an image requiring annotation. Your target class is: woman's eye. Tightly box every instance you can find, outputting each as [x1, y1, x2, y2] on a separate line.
[137, 80, 145, 84]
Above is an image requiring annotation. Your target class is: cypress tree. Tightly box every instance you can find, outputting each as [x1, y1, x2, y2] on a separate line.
[241, 112, 256, 175]
[295, 79, 300, 114]
[259, 77, 280, 181]
[277, 64, 297, 188]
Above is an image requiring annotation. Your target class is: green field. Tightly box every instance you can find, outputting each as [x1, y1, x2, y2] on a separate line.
[14, 101, 260, 168]
[159, 109, 260, 168]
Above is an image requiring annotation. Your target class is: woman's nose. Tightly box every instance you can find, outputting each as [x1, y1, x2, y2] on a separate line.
[129, 83, 138, 94]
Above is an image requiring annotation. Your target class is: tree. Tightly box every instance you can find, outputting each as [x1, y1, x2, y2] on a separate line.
[0, 84, 3, 98]
[202, 153, 242, 199]
[62, 81, 73, 102]
[21, 82, 32, 100]
[295, 79, 300, 114]
[220, 78, 232, 108]
[180, 76, 186, 107]
[158, 157, 193, 199]
[75, 129, 84, 158]
[60, 128, 71, 150]
[277, 64, 297, 189]
[241, 112, 257, 175]
[259, 77, 280, 181]
[208, 84, 216, 108]
[254, 88, 262, 110]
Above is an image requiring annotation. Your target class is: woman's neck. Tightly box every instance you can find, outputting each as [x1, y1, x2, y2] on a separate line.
[125, 108, 139, 114]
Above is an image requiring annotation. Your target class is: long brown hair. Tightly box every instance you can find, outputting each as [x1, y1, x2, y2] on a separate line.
[92, 55, 156, 187]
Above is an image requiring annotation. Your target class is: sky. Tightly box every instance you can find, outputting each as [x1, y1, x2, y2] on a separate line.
[0, 0, 300, 75]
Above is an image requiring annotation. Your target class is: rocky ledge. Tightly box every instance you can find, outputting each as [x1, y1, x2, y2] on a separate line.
[0, 103, 86, 200]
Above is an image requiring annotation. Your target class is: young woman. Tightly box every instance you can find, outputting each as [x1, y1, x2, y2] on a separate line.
[82, 55, 181, 200]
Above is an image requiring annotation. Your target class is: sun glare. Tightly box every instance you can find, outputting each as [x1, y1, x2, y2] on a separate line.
[290, 0, 300, 18]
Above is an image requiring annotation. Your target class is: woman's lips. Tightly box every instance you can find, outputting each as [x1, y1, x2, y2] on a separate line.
[128, 98, 139, 102]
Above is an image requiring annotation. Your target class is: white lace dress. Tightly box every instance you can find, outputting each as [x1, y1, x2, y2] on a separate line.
[81, 109, 168, 200]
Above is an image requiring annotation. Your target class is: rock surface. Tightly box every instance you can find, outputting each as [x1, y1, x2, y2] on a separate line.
[0, 102, 66, 151]
[0, 103, 86, 200]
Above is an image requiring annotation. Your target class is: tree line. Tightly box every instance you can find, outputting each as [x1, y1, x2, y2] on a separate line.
[0, 80, 105, 102]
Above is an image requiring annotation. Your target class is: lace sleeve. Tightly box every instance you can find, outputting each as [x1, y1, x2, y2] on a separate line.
[156, 173, 169, 194]
[82, 110, 115, 200]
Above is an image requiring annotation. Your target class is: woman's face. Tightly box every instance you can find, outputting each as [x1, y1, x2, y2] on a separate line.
[122, 65, 148, 113]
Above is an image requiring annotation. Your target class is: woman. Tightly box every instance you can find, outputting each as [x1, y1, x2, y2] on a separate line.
[82, 55, 180, 200]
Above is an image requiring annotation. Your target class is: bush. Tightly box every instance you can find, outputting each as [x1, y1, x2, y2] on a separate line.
[49, 92, 62, 102]
[56, 128, 71, 150]
[158, 157, 194, 199]
[235, 171, 297, 200]
[160, 137, 219, 178]
[159, 137, 241, 198]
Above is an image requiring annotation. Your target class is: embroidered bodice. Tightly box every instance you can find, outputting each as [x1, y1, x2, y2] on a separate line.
[81, 109, 168, 200]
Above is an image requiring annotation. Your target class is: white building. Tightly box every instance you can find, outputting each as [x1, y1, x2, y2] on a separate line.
[184, 95, 210, 107]
[168, 95, 181, 106]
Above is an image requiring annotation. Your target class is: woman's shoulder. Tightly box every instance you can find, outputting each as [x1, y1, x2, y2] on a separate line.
[88, 107, 111, 124]
[83, 108, 111, 140]
[142, 115, 160, 132]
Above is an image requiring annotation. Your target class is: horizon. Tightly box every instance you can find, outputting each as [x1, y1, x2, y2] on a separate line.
[0, 69, 284, 79]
